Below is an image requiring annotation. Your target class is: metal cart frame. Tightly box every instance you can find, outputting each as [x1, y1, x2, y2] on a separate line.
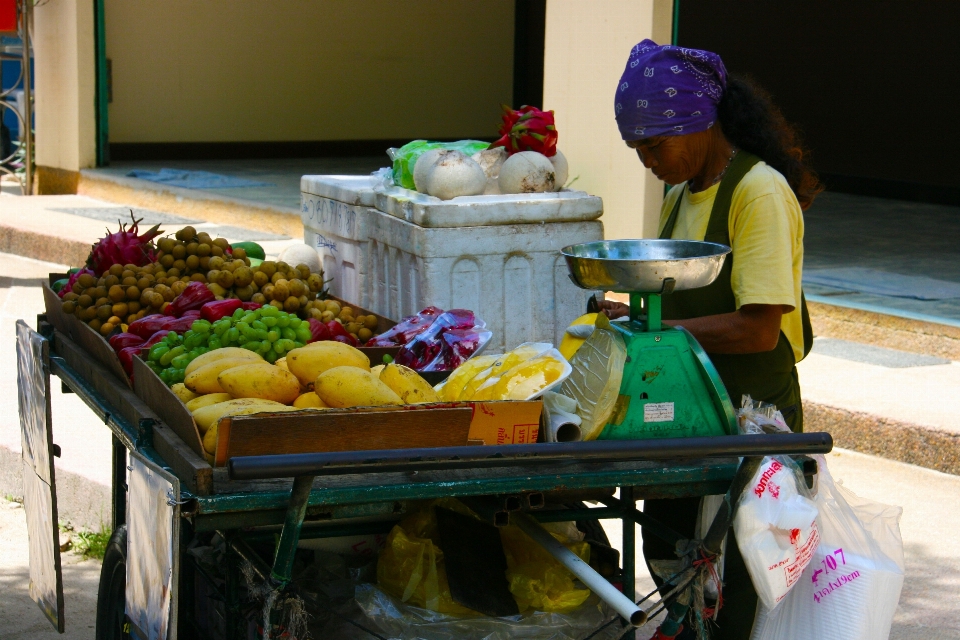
[22, 317, 832, 639]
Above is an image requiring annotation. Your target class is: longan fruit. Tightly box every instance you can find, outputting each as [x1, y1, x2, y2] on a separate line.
[208, 256, 225, 271]
[139, 288, 154, 306]
[71, 282, 84, 295]
[358, 327, 373, 342]
[81, 306, 98, 321]
[283, 296, 300, 313]
[269, 299, 284, 310]
[211, 245, 224, 258]
[272, 282, 289, 301]
[197, 231, 212, 244]
[320, 310, 334, 323]
[252, 270, 269, 287]
[108, 315, 122, 326]
[258, 261, 277, 278]
[308, 308, 323, 321]
[112, 302, 129, 317]
[234, 267, 253, 287]
[77, 294, 93, 308]
[296, 265, 311, 280]
[213, 238, 230, 250]
[135, 277, 149, 291]
[185, 255, 200, 270]
[171, 281, 187, 296]
[102, 274, 119, 289]
[176, 226, 196, 242]
[190, 273, 207, 283]
[235, 284, 255, 301]
[61, 300, 76, 314]
[344, 322, 361, 335]
[207, 282, 227, 297]
[180, 276, 191, 283]
[160, 254, 175, 268]
[62, 292, 79, 302]
[97, 305, 113, 321]
[127, 301, 141, 314]
[251, 292, 266, 305]
[125, 286, 139, 300]
[108, 264, 124, 277]
[171, 244, 186, 260]
[197, 256, 210, 270]
[77, 273, 96, 288]
[261, 284, 275, 300]
[363, 315, 378, 330]
[121, 269, 135, 280]
[160, 302, 171, 314]
[88, 318, 102, 332]
[184, 242, 198, 257]
[99, 322, 115, 336]
[150, 293, 164, 308]
[95, 297, 109, 308]
[216, 271, 234, 288]
[232, 248, 247, 261]
[158, 237, 176, 253]
[172, 259, 187, 272]
[167, 267, 181, 278]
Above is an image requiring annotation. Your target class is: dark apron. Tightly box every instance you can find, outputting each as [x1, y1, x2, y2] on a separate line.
[643, 152, 813, 639]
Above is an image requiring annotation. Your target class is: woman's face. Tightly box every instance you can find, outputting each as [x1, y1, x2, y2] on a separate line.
[627, 129, 712, 185]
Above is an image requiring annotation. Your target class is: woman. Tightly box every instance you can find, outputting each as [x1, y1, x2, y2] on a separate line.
[602, 41, 822, 639]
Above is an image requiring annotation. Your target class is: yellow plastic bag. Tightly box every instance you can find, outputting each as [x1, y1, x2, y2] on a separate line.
[377, 498, 592, 615]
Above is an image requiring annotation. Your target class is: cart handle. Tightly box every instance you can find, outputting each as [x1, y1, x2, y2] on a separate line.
[228, 432, 832, 480]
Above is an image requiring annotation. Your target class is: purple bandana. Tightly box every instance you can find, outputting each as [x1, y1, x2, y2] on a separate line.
[614, 39, 728, 140]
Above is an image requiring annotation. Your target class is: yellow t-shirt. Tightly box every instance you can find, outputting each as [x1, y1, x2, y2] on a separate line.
[659, 161, 806, 362]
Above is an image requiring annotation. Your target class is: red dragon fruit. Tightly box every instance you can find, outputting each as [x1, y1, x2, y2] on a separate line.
[489, 105, 558, 157]
[86, 213, 162, 276]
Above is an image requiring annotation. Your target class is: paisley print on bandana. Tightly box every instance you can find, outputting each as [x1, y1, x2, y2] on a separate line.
[614, 39, 728, 140]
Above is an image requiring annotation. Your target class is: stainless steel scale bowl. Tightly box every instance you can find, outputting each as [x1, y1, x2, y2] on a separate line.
[562, 239, 730, 294]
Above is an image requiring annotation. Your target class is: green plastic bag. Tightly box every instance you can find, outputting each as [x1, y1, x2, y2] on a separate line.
[388, 140, 490, 190]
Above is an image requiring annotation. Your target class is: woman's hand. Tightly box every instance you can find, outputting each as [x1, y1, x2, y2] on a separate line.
[598, 300, 631, 319]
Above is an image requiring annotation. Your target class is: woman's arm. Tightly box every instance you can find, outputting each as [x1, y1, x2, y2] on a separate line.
[598, 301, 788, 354]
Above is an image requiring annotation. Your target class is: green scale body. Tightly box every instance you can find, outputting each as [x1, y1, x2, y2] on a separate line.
[598, 291, 738, 440]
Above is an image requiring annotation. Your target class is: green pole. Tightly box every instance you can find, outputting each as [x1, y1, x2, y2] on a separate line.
[672, 0, 680, 45]
[93, 0, 109, 165]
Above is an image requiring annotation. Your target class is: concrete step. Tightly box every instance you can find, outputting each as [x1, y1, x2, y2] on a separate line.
[78, 169, 303, 238]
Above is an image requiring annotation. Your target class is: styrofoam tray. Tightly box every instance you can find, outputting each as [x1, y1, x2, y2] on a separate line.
[373, 185, 603, 228]
[300, 175, 377, 207]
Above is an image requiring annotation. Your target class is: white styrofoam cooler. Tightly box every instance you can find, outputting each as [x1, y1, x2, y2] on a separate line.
[300, 175, 604, 352]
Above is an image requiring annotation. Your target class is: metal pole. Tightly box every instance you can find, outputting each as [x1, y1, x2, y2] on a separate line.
[19, 0, 31, 194]
[111, 435, 126, 530]
[513, 511, 646, 627]
[621, 485, 637, 639]
[270, 475, 315, 584]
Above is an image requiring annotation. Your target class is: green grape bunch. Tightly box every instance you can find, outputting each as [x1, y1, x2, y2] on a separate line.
[145, 305, 312, 385]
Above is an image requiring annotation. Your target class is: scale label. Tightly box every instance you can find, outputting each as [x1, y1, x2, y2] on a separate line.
[643, 402, 675, 423]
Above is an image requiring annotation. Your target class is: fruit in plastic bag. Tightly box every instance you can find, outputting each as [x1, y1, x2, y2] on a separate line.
[456, 342, 553, 400]
[366, 306, 444, 347]
[436, 354, 500, 402]
[394, 309, 485, 371]
[558, 314, 627, 440]
[471, 349, 572, 401]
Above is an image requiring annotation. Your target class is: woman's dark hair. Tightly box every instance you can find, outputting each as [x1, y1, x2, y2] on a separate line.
[718, 75, 823, 210]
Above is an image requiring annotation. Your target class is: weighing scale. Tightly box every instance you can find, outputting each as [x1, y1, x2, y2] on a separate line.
[562, 239, 739, 440]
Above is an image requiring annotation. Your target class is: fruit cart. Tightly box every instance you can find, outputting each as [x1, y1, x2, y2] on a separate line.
[17, 313, 832, 640]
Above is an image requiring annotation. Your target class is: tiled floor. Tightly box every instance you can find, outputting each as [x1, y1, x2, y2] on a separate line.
[89, 159, 960, 324]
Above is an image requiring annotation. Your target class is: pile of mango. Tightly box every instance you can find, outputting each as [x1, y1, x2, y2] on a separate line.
[169, 342, 439, 463]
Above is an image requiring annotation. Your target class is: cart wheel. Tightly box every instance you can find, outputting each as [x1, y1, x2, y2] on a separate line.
[96, 525, 130, 640]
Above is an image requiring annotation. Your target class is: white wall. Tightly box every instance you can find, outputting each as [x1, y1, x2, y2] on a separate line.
[543, 0, 672, 240]
[34, 0, 97, 171]
[105, 0, 515, 143]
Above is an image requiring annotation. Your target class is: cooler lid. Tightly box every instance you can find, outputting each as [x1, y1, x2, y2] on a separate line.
[300, 175, 377, 207]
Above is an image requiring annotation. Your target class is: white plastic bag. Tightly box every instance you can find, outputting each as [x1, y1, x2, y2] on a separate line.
[751, 456, 905, 640]
[734, 457, 821, 608]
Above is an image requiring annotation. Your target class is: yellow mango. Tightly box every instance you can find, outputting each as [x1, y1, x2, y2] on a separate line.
[379, 364, 440, 404]
[370, 364, 385, 377]
[184, 347, 263, 377]
[170, 383, 199, 404]
[218, 363, 301, 404]
[186, 392, 233, 413]
[275, 357, 289, 372]
[293, 392, 328, 409]
[314, 366, 402, 408]
[436, 354, 499, 402]
[286, 342, 370, 387]
[185, 357, 264, 394]
[200, 403, 299, 454]
[192, 398, 288, 434]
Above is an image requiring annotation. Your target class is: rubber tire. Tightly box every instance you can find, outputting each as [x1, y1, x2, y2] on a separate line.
[96, 525, 130, 640]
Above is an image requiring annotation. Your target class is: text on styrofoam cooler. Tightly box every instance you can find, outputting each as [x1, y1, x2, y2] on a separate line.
[644, 402, 675, 423]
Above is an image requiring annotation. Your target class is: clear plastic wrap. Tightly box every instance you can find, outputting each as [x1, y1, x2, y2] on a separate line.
[469, 348, 572, 401]
[355, 584, 620, 640]
[541, 391, 583, 442]
[751, 456, 905, 640]
[557, 314, 626, 441]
